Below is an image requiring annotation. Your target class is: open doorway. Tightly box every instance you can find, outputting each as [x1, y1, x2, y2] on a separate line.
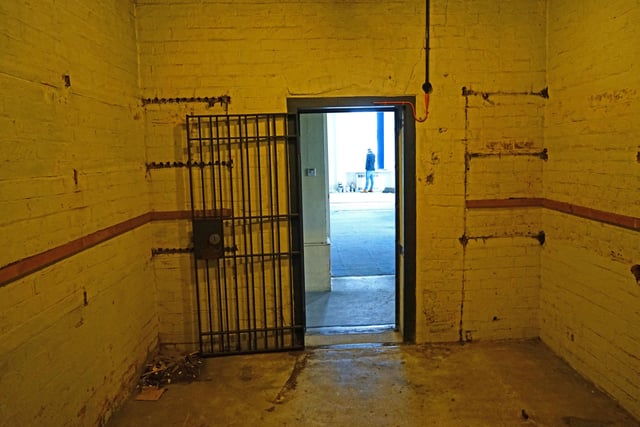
[288, 96, 417, 346]
[304, 111, 397, 336]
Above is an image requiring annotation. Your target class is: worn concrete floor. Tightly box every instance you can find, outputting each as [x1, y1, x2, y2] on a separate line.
[306, 275, 395, 328]
[330, 192, 395, 278]
[107, 339, 638, 427]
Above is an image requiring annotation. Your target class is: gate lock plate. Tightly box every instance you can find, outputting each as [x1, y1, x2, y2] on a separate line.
[193, 218, 224, 260]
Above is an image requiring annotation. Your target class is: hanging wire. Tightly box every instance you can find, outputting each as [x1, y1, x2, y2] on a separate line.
[373, 92, 430, 123]
[373, 0, 432, 122]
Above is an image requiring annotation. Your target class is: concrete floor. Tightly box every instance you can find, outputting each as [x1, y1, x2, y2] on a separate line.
[329, 192, 395, 277]
[306, 275, 395, 328]
[107, 340, 638, 427]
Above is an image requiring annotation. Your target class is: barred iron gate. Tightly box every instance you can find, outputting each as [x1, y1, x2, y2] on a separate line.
[186, 114, 305, 356]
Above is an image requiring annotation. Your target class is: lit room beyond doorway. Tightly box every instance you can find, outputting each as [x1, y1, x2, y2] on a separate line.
[301, 111, 397, 342]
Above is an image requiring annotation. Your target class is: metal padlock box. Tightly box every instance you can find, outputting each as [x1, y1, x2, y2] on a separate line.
[192, 218, 224, 260]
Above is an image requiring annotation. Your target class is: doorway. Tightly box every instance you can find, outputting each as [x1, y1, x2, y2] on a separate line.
[304, 111, 396, 332]
[288, 97, 417, 346]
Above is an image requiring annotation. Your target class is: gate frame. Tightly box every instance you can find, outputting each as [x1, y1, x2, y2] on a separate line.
[186, 113, 305, 357]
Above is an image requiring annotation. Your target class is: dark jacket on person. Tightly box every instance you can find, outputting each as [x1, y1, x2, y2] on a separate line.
[365, 152, 375, 171]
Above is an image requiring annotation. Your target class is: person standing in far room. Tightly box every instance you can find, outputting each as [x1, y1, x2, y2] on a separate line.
[362, 148, 376, 192]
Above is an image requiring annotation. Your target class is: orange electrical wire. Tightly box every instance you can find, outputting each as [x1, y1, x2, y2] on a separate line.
[374, 92, 430, 122]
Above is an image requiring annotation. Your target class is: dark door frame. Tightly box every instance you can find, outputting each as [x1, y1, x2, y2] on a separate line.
[287, 97, 417, 343]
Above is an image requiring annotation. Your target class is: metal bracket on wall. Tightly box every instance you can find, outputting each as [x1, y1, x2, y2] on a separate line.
[151, 246, 238, 257]
[459, 231, 545, 247]
[151, 247, 194, 256]
[462, 86, 549, 100]
[467, 148, 548, 161]
[141, 95, 231, 111]
[146, 160, 233, 171]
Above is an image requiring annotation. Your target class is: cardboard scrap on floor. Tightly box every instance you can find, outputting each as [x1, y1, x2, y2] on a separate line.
[135, 387, 167, 401]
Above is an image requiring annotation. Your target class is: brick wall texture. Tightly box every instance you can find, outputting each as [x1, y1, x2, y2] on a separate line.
[0, 0, 638, 424]
[0, 1, 156, 426]
[541, 0, 640, 416]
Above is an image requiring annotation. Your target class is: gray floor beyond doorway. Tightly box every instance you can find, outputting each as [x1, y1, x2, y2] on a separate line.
[107, 340, 639, 427]
[306, 275, 395, 328]
[330, 192, 395, 277]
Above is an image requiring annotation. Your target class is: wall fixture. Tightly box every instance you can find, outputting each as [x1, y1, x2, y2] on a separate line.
[141, 95, 231, 111]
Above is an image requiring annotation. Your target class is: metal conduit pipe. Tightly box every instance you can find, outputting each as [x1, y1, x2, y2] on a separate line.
[375, 0, 431, 121]
[423, 0, 433, 96]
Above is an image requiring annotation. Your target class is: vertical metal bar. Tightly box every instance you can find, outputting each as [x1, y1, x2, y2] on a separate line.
[204, 260, 214, 354]
[186, 116, 204, 355]
[238, 115, 254, 350]
[205, 119, 215, 353]
[227, 116, 242, 350]
[213, 259, 224, 352]
[254, 116, 268, 350]
[288, 113, 305, 345]
[210, 117, 224, 352]
[199, 118, 212, 352]
[283, 114, 296, 342]
[196, 117, 211, 351]
[209, 117, 219, 212]
[272, 115, 285, 345]
[266, 114, 280, 348]
[197, 117, 207, 216]
[215, 117, 231, 351]
[200, 119, 215, 353]
[186, 117, 197, 220]
[243, 116, 258, 351]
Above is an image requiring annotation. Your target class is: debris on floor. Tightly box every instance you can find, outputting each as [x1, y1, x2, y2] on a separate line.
[135, 351, 203, 400]
[107, 342, 640, 427]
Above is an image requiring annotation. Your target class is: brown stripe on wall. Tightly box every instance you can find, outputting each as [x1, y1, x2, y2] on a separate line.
[3, 201, 637, 287]
[0, 209, 234, 287]
[541, 199, 640, 231]
[466, 198, 544, 209]
[0, 212, 151, 288]
[466, 198, 640, 231]
[150, 210, 192, 220]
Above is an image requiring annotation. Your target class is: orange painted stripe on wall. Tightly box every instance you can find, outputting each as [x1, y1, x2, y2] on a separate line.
[0, 213, 151, 288]
[466, 198, 544, 209]
[466, 198, 639, 231]
[1, 202, 637, 287]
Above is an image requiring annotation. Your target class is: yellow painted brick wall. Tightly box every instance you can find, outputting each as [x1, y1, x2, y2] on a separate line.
[14, 0, 640, 424]
[542, 0, 640, 419]
[541, 213, 640, 418]
[420, 0, 546, 342]
[151, 220, 197, 348]
[545, 0, 639, 216]
[462, 207, 542, 341]
[137, 0, 547, 347]
[0, 1, 157, 425]
[136, 1, 427, 111]
[0, 227, 157, 426]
